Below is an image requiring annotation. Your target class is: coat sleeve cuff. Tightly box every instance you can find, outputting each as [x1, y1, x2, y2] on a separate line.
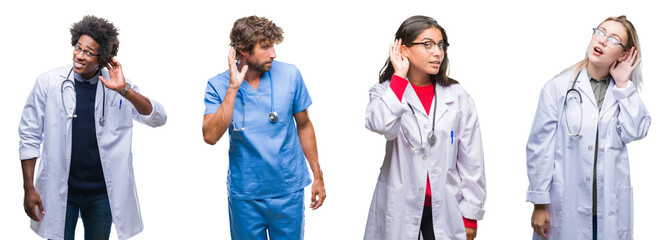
[19, 148, 40, 161]
[526, 191, 550, 204]
[459, 201, 485, 220]
[138, 99, 167, 127]
[612, 80, 636, 100]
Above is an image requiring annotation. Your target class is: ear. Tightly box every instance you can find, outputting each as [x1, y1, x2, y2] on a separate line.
[618, 50, 629, 62]
[401, 44, 409, 58]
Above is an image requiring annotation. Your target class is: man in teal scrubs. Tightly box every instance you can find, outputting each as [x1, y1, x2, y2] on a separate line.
[202, 16, 325, 240]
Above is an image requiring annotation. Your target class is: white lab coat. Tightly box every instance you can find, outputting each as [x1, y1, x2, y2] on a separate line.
[18, 65, 167, 240]
[526, 67, 651, 240]
[364, 81, 486, 240]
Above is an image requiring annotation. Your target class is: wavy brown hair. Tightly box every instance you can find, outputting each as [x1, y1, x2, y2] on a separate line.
[230, 16, 283, 60]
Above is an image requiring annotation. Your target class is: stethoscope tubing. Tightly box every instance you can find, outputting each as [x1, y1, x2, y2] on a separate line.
[60, 68, 106, 126]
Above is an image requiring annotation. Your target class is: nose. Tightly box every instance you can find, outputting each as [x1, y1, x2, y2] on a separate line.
[74, 50, 86, 59]
[268, 46, 277, 59]
[595, 35, 607, 46]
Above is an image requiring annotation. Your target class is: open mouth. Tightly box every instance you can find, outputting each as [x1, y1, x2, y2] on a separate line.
[594, 46, 603, 55]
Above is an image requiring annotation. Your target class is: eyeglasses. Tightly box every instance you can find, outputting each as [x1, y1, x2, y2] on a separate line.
[409, 41, 449, 53]
[73, 45, 99, 57]
[592, 28, 625, 49]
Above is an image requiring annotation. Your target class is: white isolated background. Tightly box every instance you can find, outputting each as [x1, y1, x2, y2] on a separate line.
[1, 0, 667, 239]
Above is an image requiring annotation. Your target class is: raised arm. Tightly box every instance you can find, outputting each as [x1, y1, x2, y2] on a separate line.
[203, 47, 247, 145]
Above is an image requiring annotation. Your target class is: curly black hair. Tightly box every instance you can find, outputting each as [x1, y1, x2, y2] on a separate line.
[70, 15, 119, 66]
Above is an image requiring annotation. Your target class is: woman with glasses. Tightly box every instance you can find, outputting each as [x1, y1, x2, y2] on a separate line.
[364, 15, 486, 240]
[527, 16, 650, 240]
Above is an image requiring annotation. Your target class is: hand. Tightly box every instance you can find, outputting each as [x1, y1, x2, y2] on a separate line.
[228, 47, 248, 90]
[310, 176, 326, 210]
[531, 204, 550, 239]
[99, 58, 128, 93]
[466, 227, 477, 240]
[610, 46, 641, 88]
[389, 39, 409, 79]
[24, 188, 44, 222]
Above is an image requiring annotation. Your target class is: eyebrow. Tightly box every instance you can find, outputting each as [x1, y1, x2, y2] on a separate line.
[599, 27, 624, 42]
[420, 38, 444, 42]
[77, 42, 97, 52]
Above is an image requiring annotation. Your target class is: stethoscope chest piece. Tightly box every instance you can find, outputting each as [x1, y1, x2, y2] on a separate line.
[99, 117, 106, 126]
[427, 131, 437, 144]
[269, 111, 279, 123]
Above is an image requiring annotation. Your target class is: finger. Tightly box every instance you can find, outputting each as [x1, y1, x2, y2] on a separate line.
[629, 49, 639, 65]
[631, 58, 642, 70]
[316, 191, 326, 209]
[228, 48, 237, 70]
[26, 204, 39, 221]
[110, 58, 119, 69]
[542, 221, 549, 238]
[38, 201, 44, 215]
[98, 76, 108, 84]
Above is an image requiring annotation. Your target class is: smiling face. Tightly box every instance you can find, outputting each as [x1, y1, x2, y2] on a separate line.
[587, 20, 629, 70]
[403, 27, 445, 78]
[72, 35, 100, 79]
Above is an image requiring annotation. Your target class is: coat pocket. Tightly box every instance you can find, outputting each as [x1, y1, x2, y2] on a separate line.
[615, 186, 634, 232]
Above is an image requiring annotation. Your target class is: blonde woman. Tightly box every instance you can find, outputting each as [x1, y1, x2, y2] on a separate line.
[527, 16, 650, 240]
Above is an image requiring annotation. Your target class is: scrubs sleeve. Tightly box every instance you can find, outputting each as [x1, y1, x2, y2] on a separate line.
[130, 81, 167, 127]
[365, 82, 408, 140]
[19, 77, 47, 160]
[526, 82, 559, 204]
[203, 72, 231, 116]
[611, 81, 651, 143]
[292, 69, 312, 113]
[456, 93, 486, 220]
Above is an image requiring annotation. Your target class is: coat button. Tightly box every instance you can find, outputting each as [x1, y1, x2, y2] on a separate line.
[423, 124, 428, 129]
[418, 187, 424, 193]
[414, 219, 420, 225]
[585, 177, 590, 182]
[422, 156, 427, 160]
[588, 146, 594, 151]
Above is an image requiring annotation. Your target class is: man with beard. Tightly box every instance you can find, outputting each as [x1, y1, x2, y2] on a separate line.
[19, 15, 167, 239]
[202, 16, 326, 240]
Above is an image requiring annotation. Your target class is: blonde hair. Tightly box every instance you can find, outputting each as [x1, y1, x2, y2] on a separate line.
[569, 15, 643, 89]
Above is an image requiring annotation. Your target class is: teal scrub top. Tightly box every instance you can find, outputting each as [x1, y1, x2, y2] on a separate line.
[204, 61, 313, 200]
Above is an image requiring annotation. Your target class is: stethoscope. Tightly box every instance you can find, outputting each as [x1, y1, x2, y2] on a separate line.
[60, 68, 106, 126]
[564, 70, 622, 138]
[231, 71, 279, 131]
[564, 71, 583, 137]
[402, 83, 437, 151]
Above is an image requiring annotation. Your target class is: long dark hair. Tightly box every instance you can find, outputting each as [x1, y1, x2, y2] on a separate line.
[379, 15, 458, 86]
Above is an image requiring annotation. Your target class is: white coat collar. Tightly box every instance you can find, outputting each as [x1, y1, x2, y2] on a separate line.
[575, 68, 598, 108]
[402, 82, 455, 120]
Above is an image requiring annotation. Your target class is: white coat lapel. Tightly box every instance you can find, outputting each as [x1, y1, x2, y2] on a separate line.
[435, 84, 455, 123]
[404, 84, 428, 117]
[600, 79, 618, 118]
[575, 68, 598, 109]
